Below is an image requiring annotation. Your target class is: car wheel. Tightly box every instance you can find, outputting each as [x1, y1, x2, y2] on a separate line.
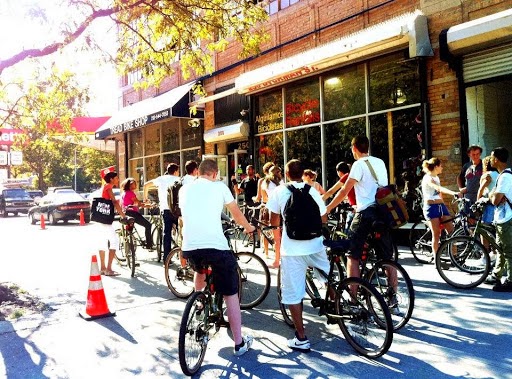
[48, 213, 58, 225]
[30, 213, 37, 225]
[13, 212, 18, 216]
[0, 206, 7, 218]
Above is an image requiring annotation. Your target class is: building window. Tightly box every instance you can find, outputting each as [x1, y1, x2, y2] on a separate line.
[255, 90, 283, 134]
[285, 79, 320, 128]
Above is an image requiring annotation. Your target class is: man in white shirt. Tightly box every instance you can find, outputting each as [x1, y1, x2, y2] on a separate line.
[180, 159, 256, 356]
[143, 163, 180, 261]
[182, 160, 199, 185]
[266, 159, 329, 353]
[326, 136, 394, 283]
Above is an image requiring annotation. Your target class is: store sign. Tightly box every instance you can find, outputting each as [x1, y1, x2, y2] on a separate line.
[10, 151, 23, 165]
[109, 109, 171, 135]
[286, 99, 320, 127]
[0, 129, 23, 146]
[256, 111, 283, 134]
[246, 66, 319, 93]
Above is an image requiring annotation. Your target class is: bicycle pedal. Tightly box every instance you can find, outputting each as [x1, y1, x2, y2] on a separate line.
[215, 319, 230, 328]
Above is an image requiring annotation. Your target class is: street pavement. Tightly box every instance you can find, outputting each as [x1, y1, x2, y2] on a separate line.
[0, 216, 511, 378]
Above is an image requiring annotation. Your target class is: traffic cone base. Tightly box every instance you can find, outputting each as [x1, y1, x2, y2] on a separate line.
[79, 255, 115, 321]
[40, 214, 46, 230]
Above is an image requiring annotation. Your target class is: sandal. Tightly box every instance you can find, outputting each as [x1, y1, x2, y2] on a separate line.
[104, 270, 120, 276]
[100, 270, 107, 275]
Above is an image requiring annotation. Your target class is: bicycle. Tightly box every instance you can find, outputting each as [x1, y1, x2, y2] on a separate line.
[359, 222, 415, 330]
[409, 197, 473, 264]
[277, 240, 394, 358]
[435, 200, 494, 289]
[118, 216, 138, 277]
[178, 255, 242, 376]
[164, 219, 271, 310]
[146, 202, 164, 262]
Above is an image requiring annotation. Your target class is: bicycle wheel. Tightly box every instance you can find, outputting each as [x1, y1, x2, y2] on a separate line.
[114, 229, 126, 263]
[178, 291, 208, 376]
[277, 268, 295, 328]
[236, 252, 271, 309]
[436, 236, 490, 289]
[151, 226, 163, 262]
[305, 261, 345, 300]
[409, 222, 434, 264]
[335, 277, 393, 359]
[365, 260, 415, 331]
[124, 233, 136, 277]
[164, 247, 195, 298]
[171, 222, 182, 248]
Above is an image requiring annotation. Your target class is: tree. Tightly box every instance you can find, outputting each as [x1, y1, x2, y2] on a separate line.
[7, 68, 92, 191]
[0, 0, 269, 88]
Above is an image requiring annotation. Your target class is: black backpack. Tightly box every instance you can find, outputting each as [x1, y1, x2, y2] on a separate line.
[167, 177, 184, 218]
[283, 183, 323, 240]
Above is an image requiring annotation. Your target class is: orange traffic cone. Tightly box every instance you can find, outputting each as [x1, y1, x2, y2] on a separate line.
[40, 214, 46, 230]
[79, 209, 85, 226]
[79, 255, 116, 321]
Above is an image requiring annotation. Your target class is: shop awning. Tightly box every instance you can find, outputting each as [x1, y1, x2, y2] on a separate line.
[203, 122, 249, 143]
[95, 81, 195, 139]
[443, 8, 512, 56]
[234, 10, 432, 95]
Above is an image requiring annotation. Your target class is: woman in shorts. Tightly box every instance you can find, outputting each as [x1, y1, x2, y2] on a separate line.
[422, 158, 461, 256]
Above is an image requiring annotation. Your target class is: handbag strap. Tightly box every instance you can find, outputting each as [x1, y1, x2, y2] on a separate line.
[364, 159, 379, 185]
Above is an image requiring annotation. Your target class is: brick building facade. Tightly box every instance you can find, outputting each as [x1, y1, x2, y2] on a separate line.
[96, 0, 512, 201]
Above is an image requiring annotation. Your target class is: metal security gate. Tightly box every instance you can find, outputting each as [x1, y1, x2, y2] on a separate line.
[463, 43, 512, 84]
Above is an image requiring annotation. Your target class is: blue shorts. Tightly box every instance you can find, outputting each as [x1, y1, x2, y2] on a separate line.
[183, 249, 239, 296]
[424, 203, 450, 221]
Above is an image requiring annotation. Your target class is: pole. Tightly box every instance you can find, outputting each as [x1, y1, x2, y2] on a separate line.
[74, 148, 77, 191]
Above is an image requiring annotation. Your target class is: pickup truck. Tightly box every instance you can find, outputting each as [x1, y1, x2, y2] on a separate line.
[0, 186, 35, 217]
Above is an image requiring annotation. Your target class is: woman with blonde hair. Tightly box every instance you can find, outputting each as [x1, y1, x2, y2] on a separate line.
[303, 169, 325, 195]
[421, 157, 461, 257]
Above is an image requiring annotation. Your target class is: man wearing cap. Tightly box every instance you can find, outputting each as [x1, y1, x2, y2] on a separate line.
[143, 163, 180, 262]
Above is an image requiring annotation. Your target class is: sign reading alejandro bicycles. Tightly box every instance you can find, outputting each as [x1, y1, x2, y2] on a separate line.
[107, 109, 171, 137]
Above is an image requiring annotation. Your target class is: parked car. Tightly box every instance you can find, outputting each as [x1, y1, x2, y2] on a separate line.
[89, 188, 121, 204]
[28, 191, 91, 225]
[27, 190, 44, 202]
[0, 186, 34, 217]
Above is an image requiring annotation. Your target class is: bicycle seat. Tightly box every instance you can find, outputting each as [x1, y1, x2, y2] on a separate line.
[120, 216, 135, 226]
[323, 239, 350, 250]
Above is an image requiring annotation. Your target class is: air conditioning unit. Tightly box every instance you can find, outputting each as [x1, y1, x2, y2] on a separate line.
[203, 122, 249, 143]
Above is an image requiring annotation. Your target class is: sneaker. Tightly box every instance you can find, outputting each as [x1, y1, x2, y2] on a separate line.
[485, 273, 500, 285]
[287, 333, 311, 352]
[493, 280, 512, 292]
[234, 335, 254, 356]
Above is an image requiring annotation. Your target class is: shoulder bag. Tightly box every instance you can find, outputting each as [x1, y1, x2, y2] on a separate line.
[91, 197, 115, 224]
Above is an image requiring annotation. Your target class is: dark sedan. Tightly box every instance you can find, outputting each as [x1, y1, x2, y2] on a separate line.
[28, 191, 91, 225]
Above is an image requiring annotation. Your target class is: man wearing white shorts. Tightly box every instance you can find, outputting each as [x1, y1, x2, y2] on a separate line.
[266, 159, 329, 353]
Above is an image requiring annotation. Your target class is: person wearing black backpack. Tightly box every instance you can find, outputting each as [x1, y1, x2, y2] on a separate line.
[266, 159, 329, 353]
[325, 136, 396, 295]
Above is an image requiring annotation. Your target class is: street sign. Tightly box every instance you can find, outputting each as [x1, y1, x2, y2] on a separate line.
[0, 151, 7, 165]
[10, 151, 23, 165]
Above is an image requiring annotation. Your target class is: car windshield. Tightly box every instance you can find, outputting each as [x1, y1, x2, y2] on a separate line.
[3, 189, 29, 198]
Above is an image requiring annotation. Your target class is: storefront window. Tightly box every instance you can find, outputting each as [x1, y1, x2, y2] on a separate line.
[163, 152, 181, 171]
[255, 133, 284, 175]
[323, 64, 365, 121]
[162, 119, 180, 152]
[129, 130, 143, 158]
[286, 126, 322, 181]
[369, 107, 423, 189]
[182, 119, 202, 149]
[128, 158, 144, 187]
[145, 155, 161, 183]
[145, 124, 161, 156]
[256, 90, 283, 134]
[369, 52, 420, 112]
[285, 79, 320, 128]
[183, 149, 202, 166]
[324, 118, 366, 189]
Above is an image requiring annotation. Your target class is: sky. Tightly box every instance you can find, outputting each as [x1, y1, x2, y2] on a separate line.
[0, 0, 119, 117]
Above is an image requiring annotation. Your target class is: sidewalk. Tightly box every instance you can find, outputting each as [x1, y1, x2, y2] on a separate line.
[1, 248, 511, 378]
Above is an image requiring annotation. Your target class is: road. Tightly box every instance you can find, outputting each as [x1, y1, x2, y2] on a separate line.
[0, 215, 511, 378]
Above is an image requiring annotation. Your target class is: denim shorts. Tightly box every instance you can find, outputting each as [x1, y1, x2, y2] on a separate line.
[424, 203, 450, 221]
[182, 249, 239, 296]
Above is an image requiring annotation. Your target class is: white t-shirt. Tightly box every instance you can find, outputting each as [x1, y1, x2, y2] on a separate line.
[421, 173, 442, 209]
[180, 178, 234, 251]
[494, 169, 512, 224]
[150, 175, 180, 211]
[266, 181, 326, 257]
[182, 174, 197, 186]
[349, 157, 388, 212]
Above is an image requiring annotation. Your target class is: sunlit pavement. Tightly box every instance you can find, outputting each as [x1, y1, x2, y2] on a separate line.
[0, 216, 510, 378]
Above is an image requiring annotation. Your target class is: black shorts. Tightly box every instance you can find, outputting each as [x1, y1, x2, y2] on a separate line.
[182, 249, 239, 296]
